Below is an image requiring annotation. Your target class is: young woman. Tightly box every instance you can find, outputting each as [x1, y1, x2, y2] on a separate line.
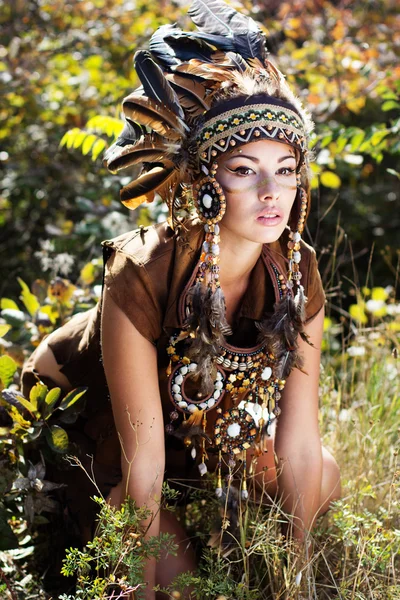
[22, 1, 341, 597]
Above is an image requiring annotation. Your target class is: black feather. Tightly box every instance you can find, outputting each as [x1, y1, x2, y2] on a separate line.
[256, 286, 310, 380]
[103, 120, 146, 166]
[184, 282, 232, 394]
[149, 24, 180, 68]
[188, 0, 266, 61]
[134, 50, 185, 120]
[165, 32, 216, 63]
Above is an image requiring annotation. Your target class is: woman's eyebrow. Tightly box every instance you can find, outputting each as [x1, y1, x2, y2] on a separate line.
[226, 153, 297, 164]
[277, 154, 296, 163]
[227, 154, 260, 163]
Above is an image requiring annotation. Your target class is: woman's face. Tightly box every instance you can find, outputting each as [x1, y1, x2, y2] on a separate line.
[216, 139, 298, 246]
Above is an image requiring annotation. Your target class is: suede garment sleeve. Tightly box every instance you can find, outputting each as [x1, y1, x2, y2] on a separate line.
[103, 250, 162, 344]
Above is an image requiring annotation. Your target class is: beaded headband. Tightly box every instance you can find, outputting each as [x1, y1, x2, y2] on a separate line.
[197, 94, 308, 169]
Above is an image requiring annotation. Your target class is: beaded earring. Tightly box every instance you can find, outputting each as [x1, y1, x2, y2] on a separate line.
[286, 174, 308, 296]
[193, 162, 227, 295]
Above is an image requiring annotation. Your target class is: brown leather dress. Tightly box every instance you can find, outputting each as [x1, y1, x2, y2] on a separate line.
[21, 218, 325, 542]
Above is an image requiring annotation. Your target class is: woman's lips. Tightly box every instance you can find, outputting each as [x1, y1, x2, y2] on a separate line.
[256, 211, 283, 227]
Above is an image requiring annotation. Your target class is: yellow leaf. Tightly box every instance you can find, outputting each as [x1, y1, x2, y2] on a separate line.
[0, 324, 11, 338]
[39, 304, 58, 325]
[1, 298, 19, 310]
[91, 138, 107, 161]
[346, 97, 366, 114]
[82, 134, 98, 156]
[18, 278, 40, 317]
[80, 262, 95, 285]
[320, 171, 341, 189]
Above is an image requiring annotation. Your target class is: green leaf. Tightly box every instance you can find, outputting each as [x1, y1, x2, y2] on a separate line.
[320, 171, 341, 189]
[12, 394, 37, 416]
[46, 425, 69, 453]
[30, 382, 49, 412]
[369, 130, 390, 147]
[91, 138, 107, 161]
[1, 308, 26, 327]
[44, 387, 62, 418]
[1, 298, 19, 310]
[0, 355, 17, 387]
[336, 135, 348, 153]
[17, 277, 40, 317]
[0, 507, 18, 550]
[382, 100, 400, 112]
[58, 387, 87, 412]
[319, 134, 332, 148]
[0, 324, 11, 338]
[82, 133, 98, 156]
[350, 131, 365, 152]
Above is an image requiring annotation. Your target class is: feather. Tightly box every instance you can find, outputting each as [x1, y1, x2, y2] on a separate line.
[165, 72, 213, 117]
[215, 50, 249, 72]
[184, 282, 232, 394]
[120, 163, 175, 209]
[103, 120, 146, 168]
[149, 24, 180, 68]
[164, 32, 216, 63]
[256, 289, 309, 380]
[123, 93, 188, 138]
[171, 408, 211, 445]
[188, 0, 266, 61]
[106, 133, 180, 172]
[134, 50, 185, 120]
[173, 59, 233, 82]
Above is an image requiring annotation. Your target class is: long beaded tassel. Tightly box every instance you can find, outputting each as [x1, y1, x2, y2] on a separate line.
[287, 185, 308, 309]
[199, 221, 221, 293]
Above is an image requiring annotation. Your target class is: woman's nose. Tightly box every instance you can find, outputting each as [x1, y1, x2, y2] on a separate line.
[257, 175, 280, 202]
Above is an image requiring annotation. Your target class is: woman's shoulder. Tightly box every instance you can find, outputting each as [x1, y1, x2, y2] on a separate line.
[101, 217, 204, 343]
[101, 217, 203, 267]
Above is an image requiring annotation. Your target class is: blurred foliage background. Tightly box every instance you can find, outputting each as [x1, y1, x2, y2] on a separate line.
[1, 0, 399, 311]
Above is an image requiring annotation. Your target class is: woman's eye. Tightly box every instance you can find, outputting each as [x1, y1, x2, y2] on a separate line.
[228, 166, 254, 176]
[277, 167, 296, 176]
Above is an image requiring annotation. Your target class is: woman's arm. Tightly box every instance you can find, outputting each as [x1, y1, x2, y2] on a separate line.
[274, 306, 325, 545]
[101, 289, 165, 600]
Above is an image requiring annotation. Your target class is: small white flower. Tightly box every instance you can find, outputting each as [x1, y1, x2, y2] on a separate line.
[365, 299, 386, 314]
[386, 304, 400, 316]
[347, 346, 366, 357]
[53, 253, 75, 276]
[339, 408, 350, 422]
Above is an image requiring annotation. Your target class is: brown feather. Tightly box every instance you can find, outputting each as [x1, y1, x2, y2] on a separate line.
[173, 60, 231, 83]
[106, 134, 180, 172]
[122, 93, 187, 139]
[120, 163, 175, 209]
[165, 72, 213, 117]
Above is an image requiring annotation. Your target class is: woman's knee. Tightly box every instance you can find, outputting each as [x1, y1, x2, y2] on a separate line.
[32, 338, 72, 390]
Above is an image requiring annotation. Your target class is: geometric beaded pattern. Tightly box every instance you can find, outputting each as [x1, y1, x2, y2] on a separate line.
[197, 103, 307, 164]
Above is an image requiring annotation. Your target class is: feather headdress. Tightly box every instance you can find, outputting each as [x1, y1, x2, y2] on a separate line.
[103, 0, 313, 224]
